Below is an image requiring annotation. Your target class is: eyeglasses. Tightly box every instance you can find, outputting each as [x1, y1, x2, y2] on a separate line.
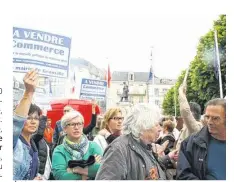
[66, 122, 83, 127]
[64, 110, 71, 113]
[111, 117, 124, 121]
[204, 115, 222, 123]
[27, 116, 40, 121]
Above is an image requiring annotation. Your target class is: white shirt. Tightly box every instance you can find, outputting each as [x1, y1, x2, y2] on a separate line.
[93, 135, 108, 152]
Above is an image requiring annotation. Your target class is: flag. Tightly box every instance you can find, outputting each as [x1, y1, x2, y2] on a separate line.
[148, 49, 154, 84]
[71, 72, 76, 93]
[107, 64, 111, 88]
[73, 72, 76, 82]
[148, 65, 153, 82]
[72, 86, 75, 93]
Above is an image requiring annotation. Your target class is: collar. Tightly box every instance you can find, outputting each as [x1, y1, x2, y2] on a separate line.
[139, 139, 153, 150]
[193, 126, 210, 148]
[19, 135, 38, 153]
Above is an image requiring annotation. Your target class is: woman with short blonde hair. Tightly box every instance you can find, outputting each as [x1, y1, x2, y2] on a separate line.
[52, 110, 103, 180]
[94, 108, 123, 152]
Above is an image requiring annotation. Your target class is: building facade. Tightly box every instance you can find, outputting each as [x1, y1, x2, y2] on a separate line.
[108, 71, 176, 110]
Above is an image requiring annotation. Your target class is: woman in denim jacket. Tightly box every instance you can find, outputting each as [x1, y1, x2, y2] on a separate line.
[13, 69, 42, 180]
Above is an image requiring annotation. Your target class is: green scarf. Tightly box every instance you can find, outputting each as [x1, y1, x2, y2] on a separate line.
[63, 135, 89, 160]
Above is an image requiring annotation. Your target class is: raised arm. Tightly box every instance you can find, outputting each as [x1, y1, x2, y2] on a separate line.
[178, 83, 202, 133]
[14, 70, 38, 148]
[83, 102, 97, 134]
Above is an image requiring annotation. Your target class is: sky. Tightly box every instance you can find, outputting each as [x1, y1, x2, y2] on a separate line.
[13, 2, 220, 79]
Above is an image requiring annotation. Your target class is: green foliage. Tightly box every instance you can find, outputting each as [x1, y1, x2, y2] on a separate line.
[162, 15, 226, 115]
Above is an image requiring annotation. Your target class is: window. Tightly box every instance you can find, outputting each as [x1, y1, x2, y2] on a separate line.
[139, 96, 144, 103]
[162, 88, 168, 92]
[155, 100, 159, 105]
[128, 72, 134, 81]
[154, 88, 159, 96]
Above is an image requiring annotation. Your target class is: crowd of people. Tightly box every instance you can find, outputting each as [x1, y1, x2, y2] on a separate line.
[13, 69, 226, 180]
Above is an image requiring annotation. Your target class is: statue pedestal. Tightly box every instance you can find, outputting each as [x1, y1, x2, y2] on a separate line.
[116, 101, 133, 117]
[116, 101, 131, 106]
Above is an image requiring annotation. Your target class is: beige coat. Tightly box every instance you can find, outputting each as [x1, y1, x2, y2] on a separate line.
[175, 92, 203, 150]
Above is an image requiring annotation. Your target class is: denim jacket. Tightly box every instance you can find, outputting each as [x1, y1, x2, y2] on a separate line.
[13, 115, 38, 180]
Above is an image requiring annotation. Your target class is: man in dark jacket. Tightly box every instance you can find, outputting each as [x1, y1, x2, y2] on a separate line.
[52, 105, 73, 147]
[176, 98, 226, 180]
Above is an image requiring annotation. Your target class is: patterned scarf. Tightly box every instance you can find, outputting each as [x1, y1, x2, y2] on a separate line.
[63, 135, 89, 160]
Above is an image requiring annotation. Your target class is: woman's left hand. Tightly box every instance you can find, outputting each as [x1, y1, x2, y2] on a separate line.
[94, 154, 102, 163]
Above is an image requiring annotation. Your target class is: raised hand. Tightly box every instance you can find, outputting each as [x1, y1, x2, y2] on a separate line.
[23, 69, 38, 94]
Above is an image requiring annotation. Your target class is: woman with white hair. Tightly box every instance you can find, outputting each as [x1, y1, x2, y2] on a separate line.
[95, 103, 167, 180]
[52, 110, 103, 180]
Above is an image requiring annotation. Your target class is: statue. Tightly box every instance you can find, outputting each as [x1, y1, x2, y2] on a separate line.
[120, 82, 129, 102]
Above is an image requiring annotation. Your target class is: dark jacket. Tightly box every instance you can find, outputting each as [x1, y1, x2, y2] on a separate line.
[176, 126, 210, 180]
[53, 120, 63, 147]
[83, 114, 97, 134]
[156, 133, 175, 155]
[32, 115, 50, 175]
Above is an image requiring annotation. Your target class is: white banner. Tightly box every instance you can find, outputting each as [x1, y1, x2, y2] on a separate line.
[13, 27, 71, 78]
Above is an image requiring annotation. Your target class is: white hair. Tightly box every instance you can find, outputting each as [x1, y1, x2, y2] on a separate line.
[123, 103, 161, 138]
[61, 110, 84, 129]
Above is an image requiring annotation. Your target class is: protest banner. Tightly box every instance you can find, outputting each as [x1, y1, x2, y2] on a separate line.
[13, 27, 71, 78]
[80, 78, 107, 101]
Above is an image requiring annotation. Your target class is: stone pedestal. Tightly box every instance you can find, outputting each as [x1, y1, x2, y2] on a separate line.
[116, 101, 133, 117]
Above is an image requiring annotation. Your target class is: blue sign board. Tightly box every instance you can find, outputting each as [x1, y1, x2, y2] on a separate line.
[80, 78, 107, 101]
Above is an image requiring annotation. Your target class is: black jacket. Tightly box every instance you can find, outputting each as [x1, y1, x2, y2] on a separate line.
[32, 115, 50, 175]
[83, 114, 97, 135]
[176, 126, 210, 180]
[156, 133, 175, 155]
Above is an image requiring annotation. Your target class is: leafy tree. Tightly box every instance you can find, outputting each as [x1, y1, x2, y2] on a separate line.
[162, 15, 226, 115]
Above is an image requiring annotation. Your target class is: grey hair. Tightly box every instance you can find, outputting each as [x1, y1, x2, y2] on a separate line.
[123, 103, 161, 138]
[61, 110, 84, 129]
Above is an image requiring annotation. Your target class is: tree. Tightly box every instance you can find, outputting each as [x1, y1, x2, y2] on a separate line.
[162, 15, 226, 115]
